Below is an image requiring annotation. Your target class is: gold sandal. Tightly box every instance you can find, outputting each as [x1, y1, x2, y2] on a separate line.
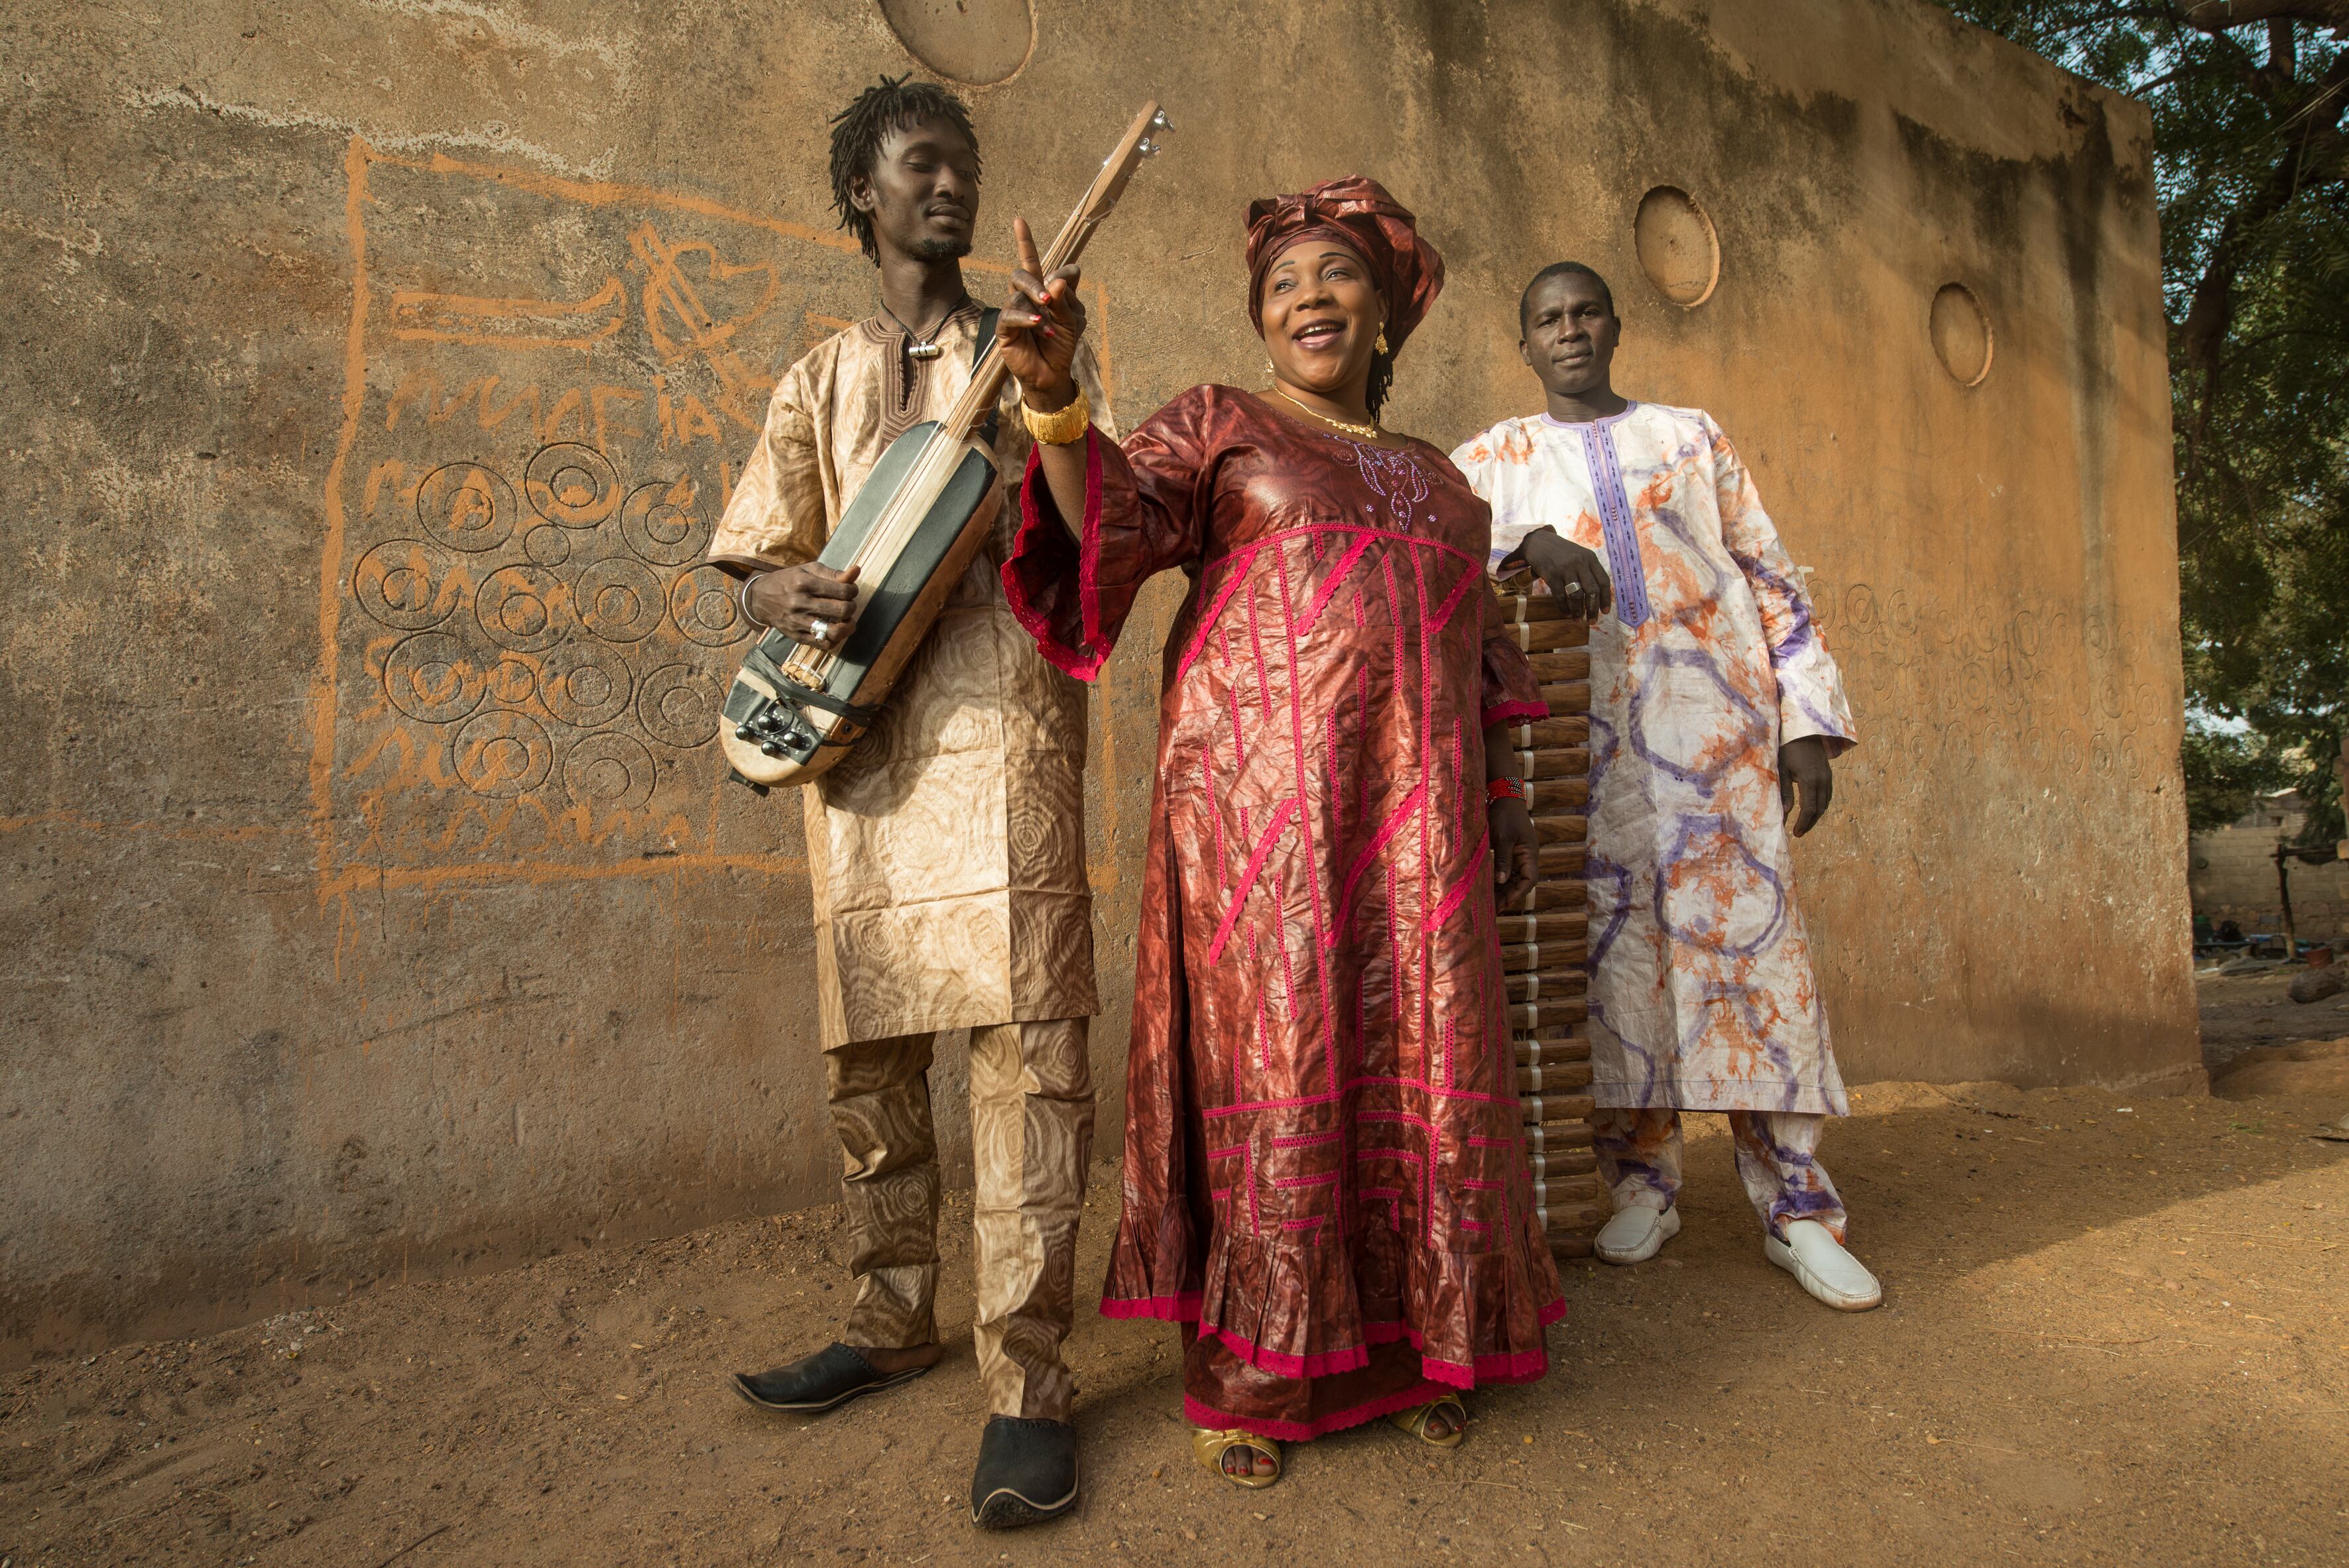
[1390, 1394, 1467, 1449]
[1190, 1425, 1283, 1488]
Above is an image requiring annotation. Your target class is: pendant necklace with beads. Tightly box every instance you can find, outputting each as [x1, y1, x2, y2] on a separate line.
[882, 298, 967, 362]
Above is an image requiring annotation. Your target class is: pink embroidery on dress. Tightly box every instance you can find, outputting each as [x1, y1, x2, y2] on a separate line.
[1333, 782, 1426, 941]
[1410, 545, 1436, 1019]
[1326, 706, 1344, 832]
[1175, 563, 1253, 686]
[1272, 900, 1301, 1023]
[1208, 798, 1297, 965]
[1201, 747, 1230, 894]
[1208, 1140, 1259, 1237]
[1429, 829, 1490, 932]
[1303, 530, 1379, 631]
[1243, 584, 1276, 742]
[1271, 546, 1341, 1090]
[1427, 557, 1482, 638]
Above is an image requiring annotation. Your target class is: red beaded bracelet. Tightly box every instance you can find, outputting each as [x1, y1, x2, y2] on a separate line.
[1486, 776, 1526, 804]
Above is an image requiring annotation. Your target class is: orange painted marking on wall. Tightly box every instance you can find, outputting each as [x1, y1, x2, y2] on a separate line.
[312, 137, 375, 898]
[389, 275, 629, 352]
[314, 139, 827, 902]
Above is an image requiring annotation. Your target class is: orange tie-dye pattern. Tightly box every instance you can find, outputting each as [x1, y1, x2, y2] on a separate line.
[1451, 404, 1854, 1116]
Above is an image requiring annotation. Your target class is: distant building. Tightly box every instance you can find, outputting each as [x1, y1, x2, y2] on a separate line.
[2189, 791, 2349, 934]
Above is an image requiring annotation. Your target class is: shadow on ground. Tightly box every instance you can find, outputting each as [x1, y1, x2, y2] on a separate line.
[4, 1081, 2345, 1567]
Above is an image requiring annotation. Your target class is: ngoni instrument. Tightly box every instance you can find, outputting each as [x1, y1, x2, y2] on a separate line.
[720, 101, 1172, 790]
[1494, 582, 1606, 1256]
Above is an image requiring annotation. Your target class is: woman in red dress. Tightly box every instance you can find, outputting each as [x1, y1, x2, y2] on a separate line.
[994, 178, 1563, 1486]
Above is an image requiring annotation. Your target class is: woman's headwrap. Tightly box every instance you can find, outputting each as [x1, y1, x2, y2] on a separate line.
[1245, 176, 1445, 351]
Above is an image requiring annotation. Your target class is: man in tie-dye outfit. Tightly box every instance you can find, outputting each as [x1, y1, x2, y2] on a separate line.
[1451, 262, 1880, 1311]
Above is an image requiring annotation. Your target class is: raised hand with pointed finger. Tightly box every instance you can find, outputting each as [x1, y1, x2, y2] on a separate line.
[997, 215, 1087, 412]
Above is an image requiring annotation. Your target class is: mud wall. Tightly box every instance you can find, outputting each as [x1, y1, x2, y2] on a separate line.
[2191, 804, 2349, 935]
[0, 0, 2193, 1361]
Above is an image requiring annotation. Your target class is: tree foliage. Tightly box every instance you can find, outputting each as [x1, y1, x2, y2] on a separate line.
[1934, 1, 2348, 846]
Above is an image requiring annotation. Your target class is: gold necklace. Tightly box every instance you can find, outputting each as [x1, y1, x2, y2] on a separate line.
[1273, 387, 1382, 441]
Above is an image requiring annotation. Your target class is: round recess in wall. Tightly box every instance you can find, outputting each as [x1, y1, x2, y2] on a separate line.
[876, 0, 1034, 86]
[1633, 186, 1720, 308]
[1930, 281, 1993, 387]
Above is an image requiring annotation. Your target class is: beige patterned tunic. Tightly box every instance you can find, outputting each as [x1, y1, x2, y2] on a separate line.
[708, 304, 1112, 1048]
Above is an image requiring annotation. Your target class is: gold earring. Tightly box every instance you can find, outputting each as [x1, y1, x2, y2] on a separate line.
[1375, 328, 1390, 355]
[1265, 360, 1276, 377]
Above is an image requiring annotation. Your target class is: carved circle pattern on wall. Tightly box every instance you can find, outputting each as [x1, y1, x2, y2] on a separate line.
[563, 732, 658, 810]
[668, 565, 749, 647]
[621, 476, 711, 566]
[1930, 282, 1993, 386]
[475, 564, 571, 652]
[538, 639, 634, 729]
[383, 631, 489, 725]
[1632, 186, 1720, 308]
[351, 446, 753, 802]
[636, 663, 725, 749]
[453, 708, 553, 797]
[876, 0, 1035, 86]
[353, 538, 463, 630]
[416, 461, 516, 553]
[575, 556, 666, 642]
[525, 442, 621, 528]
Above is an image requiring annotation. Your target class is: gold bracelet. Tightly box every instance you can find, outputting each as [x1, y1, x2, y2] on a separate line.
[1022, 387, 1093, 446]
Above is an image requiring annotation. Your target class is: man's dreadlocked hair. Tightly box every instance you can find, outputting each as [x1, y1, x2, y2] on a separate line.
[829, 74, 983, 265]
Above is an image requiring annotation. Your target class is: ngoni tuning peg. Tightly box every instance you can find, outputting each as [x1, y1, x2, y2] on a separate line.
[1150, 109, 1172, 131]
[1138, 139, 1161, 156]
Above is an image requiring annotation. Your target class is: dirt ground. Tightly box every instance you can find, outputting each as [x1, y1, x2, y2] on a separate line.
[2195, 963, 2349, 1072]
[6, 1076, 2348, 1567]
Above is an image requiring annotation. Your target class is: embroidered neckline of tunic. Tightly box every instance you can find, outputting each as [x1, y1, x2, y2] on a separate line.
[860, 301, 987, 441]
[1537, 403, 1651, 629]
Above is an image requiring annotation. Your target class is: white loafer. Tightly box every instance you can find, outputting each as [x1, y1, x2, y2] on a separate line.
[1594, 1204, 1680, 1264]
[1764, 1219, 1882, 1311]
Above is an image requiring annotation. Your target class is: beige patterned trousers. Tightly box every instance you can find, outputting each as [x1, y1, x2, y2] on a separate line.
[825, 1017, 1093, 1421]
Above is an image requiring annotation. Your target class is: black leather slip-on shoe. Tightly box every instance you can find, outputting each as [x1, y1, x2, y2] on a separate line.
[728, 1343, 931, 1416]
[969, 1415, 1080, 1529]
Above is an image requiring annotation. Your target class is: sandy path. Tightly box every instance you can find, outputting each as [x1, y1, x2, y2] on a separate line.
[5, 1081, 2346, 1567]
[2197, 966, 2349, 1071]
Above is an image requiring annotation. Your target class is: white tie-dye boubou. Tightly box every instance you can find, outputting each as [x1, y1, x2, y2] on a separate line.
[1453, 402, 1855, 1118]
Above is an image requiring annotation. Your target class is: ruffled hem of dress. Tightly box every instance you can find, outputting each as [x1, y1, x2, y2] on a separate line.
[1105, 1292, 1565, 1389]
[1000, 431, 1110, 682]
[1113, 1215, 1559, 1392]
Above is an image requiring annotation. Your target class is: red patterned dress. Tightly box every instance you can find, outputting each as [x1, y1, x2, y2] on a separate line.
[1002, 386, 1565, 1438]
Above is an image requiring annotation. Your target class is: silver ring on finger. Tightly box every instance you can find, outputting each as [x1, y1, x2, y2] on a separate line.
[808, 619, 831, 642]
